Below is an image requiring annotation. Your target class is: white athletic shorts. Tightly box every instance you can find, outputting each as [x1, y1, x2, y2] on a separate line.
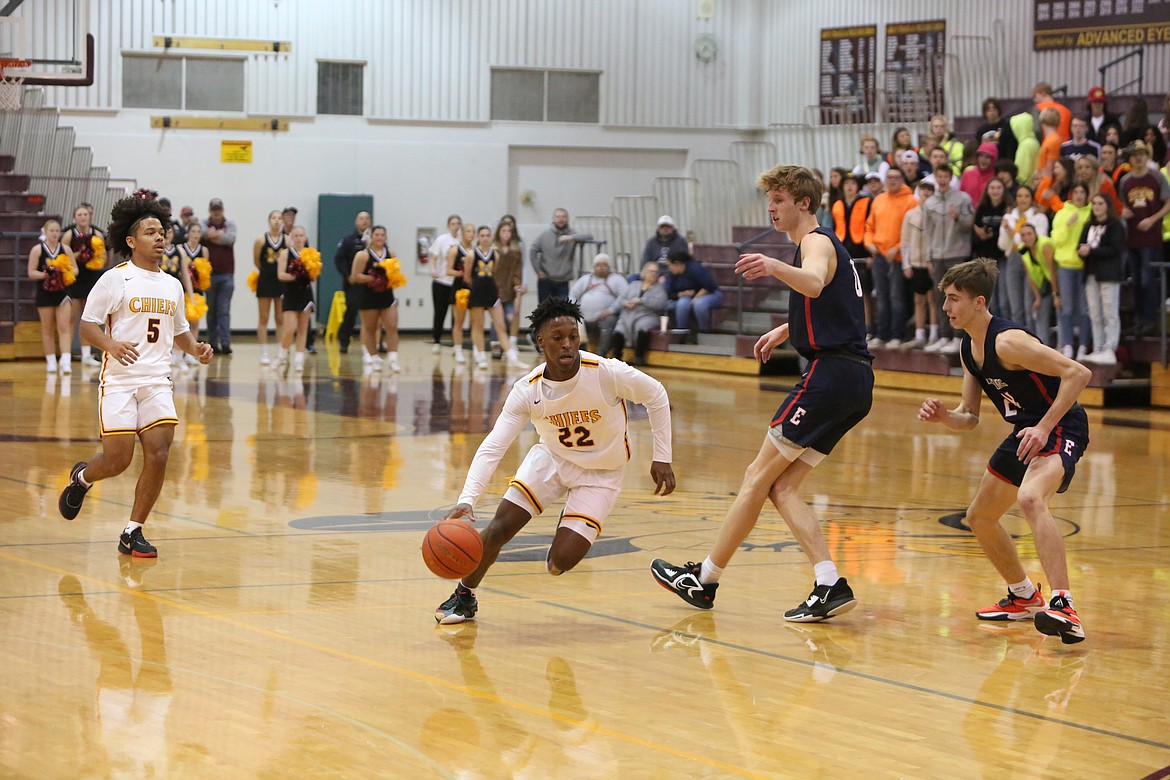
[99, 384, 177, 437]
[503, 443, 624, 543]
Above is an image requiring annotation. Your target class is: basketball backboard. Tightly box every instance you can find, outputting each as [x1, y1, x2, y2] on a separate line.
[0, 0, 93, 86]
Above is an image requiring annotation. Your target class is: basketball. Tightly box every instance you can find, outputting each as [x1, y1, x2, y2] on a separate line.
[422, 519, 483, 579]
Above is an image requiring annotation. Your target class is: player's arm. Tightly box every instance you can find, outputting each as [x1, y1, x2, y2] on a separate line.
[735, 232, 834, 298]
[918, 368, 982, 431]
[175, 331, 213, 363]
[177, 252, 195, 297]
[78, 277, 139, 365]
[252, 235, 263, 268]
[350, 250, 371, 285]
[606, 362, 675, 495]
[996, 329, 1091, 462]
[754, 323, 790, 363]
[26, 244, 44, 280]
[276, 248, 293, 282]
[455, 385, 533, 514]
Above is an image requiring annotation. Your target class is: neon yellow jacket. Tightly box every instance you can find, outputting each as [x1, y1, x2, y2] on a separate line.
[1050, 201, 1091, 270]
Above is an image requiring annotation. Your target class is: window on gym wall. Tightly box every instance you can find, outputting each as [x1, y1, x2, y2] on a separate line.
[317, 61, 364, 116]
[122, 54, 244, 111]
[491, 68, 600, 123]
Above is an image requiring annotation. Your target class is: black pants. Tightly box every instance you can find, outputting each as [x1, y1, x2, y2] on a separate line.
[432, 280, 452, 344]
[339, 282, 361, 350]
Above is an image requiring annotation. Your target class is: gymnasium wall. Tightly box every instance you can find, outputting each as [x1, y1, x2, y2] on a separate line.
[12, 0, 1163, 331]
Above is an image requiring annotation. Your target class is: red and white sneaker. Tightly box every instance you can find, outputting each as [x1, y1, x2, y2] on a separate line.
[1035, 595, 1085, 644]
[975, 587, 1045, 621]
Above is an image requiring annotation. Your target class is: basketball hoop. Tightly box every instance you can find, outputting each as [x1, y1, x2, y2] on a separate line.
[0, 59, 31, 111]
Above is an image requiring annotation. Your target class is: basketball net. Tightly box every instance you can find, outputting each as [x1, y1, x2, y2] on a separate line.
[0, 59, 31, 111]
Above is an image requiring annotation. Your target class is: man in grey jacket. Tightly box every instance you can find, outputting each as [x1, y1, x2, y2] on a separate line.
[923, 165, 973, 353]
[530, 208, 592, 303]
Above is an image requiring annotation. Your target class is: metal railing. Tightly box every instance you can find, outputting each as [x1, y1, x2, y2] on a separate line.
[2, 231, 41, 323]
[1098, 47, 1143, 97]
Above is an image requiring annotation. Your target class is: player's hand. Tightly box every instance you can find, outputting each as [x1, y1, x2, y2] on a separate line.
[917, 397, 948, 424]
[1015, 425, 1051, 464]
[650, 461, 675, 496]
[446, 503, 477, 522]
[195, 342, 214, 364]
[754, 324, 789, 363]
[735, 252, 782, 282]
[108, 341, 140, 366]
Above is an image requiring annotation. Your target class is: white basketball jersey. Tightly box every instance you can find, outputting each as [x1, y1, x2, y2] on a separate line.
[82, 260, 189, 389]
[527, 355, 631, 470]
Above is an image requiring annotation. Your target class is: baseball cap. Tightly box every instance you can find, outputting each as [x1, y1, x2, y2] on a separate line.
[657, 215, 676, 228]
[282, 206, 298, 215]
[208, 197, 224, 210]
[898, 150, 919, 164]
[865, 171, 883, 182]
[180, 206, 194, 216]
[1087, 86, 1106, 102]
[1126, 140, 1151, 156]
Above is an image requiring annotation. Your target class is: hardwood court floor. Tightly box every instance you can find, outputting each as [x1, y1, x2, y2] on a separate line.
[2, 339, 1169, 778]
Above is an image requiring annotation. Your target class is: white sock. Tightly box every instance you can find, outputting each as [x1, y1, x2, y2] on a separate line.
[699, 556, 724, 585]
[77, 468, 91, 488]
[929, 324, 939, 341]
[124, 521, 143, 534]
[813, 560, 839, 587]
[60, 353, 71, 365]
[1051, 588, 1072, 607]
[388, 351, 397, 361]
[1008, 577, 1037, 598]
[46, 355, 58, 368]
[81, 345, 92, 360]
[915, 328, 926, 341]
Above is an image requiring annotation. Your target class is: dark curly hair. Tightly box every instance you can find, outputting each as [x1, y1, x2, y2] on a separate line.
[527, 296, 582, 334]
[106, 189, 170, 258]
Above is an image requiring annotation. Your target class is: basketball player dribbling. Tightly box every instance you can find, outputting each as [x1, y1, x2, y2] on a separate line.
[652, 164, 875, 622]
[919, 258, 1090, 644]
[434, 297, 675, 624]
[57, 191, 214, 557]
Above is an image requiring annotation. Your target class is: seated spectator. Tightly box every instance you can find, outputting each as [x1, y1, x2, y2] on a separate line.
[1084, 87, 1119, 144]
[852, 135, 890, 181]
[1062, 116, 1102, 161]
[664, 250, 723, 335]
[602, 262, 670, 364]
[959, 142, 998, 204]
[568, 253, 628, 351]
[642, 215, 688, 269]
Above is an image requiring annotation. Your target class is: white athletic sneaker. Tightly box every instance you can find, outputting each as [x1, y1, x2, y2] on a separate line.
[432, 343, 441, 355]
[505, 347, 523, 366]
[940, 339, 961, 354]
[60, 355, 72, 374]
[867, 337, 885, 349]
[260, 351, 271, 365]
[924, 338, 947, 352]
[1083, 348, 1117, 365]
[901, 338, 926, 349]
[369, 355, 383, 371]
[81, 354, 101, 367]
[388, 355, 401, 372]
[454, 347, 466, 363]
[293, 353, 305, 371]
[1060, 345, 1074, 359]
[885, 338, 902, 349]
[45, 357, 58, 373]
[1075, 345, 1089, 361]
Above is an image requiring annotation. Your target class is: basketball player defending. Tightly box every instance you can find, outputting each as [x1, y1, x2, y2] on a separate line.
[57, 191, 214, 557]
[434, 297, 675, 624]
[651, 164, 874, 622]
[919, 259, 1090, 644]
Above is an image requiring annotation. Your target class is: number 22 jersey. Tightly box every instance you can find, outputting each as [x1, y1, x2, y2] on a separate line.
[82, 260, 190, 389]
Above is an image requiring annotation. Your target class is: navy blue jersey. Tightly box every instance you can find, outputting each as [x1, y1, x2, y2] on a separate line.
[960, 316, 1084, 427]
[788, 227, 870, 361]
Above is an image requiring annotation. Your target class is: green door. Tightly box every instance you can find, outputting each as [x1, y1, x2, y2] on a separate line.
[317, 194, 373, 326]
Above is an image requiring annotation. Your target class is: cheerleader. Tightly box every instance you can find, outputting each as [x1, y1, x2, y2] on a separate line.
[179, 222, 209, 366]
[349, 226, 401, 373]
[467, 226, 521, 369]
[253, 210, 285, 365]
[61, 203, 107, 367]
[160, 225, 196, 366]
[26, 219, 78, 373]
[446, 223, 476, 364]
[276, 225, 315, 372]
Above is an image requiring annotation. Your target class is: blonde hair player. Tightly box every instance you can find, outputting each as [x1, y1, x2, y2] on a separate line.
[434, 297, 675, 624]
[57, 190, 214, 558]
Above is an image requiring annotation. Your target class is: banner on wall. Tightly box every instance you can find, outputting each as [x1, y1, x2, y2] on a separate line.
[884, 20, 946, 124]
[1033, 0, 1170, 50]
[818, 25, 877, 125]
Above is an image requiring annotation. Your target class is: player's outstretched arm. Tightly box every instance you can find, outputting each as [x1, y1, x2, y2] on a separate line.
[456, 384, 531, 511]
[736, 232, 834, 298]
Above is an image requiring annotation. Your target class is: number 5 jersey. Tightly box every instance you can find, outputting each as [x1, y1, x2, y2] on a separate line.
[82, 260, 190, 389]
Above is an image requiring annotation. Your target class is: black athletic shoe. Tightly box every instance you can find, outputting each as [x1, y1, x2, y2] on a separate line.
[650, 559, 718, 610]
[220, 345, 233, 355]
[435, 584, 478, 624]
[118, 527, 158, 558]
[58, 461, 90, 520]
[784, 578, 857, 623]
